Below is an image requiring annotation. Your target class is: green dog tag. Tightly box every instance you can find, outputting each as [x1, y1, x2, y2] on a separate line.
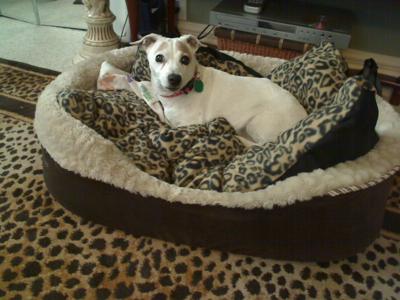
[140, 84, 157, 105]
[194, 79, 204, 93]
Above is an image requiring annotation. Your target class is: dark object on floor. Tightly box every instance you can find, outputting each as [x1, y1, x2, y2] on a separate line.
[73, 0, 83, 4]
[358, 58, 382, 96]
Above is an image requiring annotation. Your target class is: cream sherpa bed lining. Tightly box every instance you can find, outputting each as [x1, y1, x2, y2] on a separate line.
[34, 47, 400, 210]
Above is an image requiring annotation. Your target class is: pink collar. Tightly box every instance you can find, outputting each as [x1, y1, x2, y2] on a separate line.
[161, 83, 194, 98]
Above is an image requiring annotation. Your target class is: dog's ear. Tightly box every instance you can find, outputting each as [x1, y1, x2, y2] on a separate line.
[181, 35, 203, 52]
[130, 33, 160, 50]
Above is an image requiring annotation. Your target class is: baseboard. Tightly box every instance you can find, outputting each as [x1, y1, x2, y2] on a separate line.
[178, 21, 400, 78]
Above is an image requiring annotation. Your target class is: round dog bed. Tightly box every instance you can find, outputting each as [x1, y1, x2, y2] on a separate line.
[35, 46, 400, 261]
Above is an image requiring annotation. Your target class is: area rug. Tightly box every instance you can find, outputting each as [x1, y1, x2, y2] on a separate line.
[0, 58, 399, 300]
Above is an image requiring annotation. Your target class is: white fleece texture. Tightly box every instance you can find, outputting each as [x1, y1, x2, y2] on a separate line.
[34, 46, 400, 210]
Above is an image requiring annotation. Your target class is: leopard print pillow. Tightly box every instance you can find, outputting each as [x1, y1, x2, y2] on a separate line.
[222, 76, 378, 192]
[130, 45, 151, 81]
[195, 47, 262, 77]
[130, 45, 262, 82]
[57, 89, 170, 181]
[268, 42, 348, 113]
[57, 89, 246, 189]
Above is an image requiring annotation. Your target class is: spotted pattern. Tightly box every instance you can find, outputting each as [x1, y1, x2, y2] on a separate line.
[268, 42, 348, 113]
[387, 175, 400, 210]
[222, 76, 371, 191]
[57, 89, 246, 189]
[0, 63, 55, 104]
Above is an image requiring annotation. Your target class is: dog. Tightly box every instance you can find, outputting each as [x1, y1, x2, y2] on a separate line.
[98, 34, 307, 144]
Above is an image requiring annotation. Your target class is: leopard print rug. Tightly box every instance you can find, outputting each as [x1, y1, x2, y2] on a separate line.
[1, 58, 399, 299]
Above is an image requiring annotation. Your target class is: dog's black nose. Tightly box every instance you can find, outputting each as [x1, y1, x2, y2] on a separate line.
[168, 74, 182, 87]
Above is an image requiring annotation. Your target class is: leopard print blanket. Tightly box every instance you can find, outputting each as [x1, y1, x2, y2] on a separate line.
[57, 43, 377, 192]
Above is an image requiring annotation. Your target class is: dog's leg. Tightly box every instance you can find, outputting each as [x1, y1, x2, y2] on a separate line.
[97, 61, 168, 123]
[97, 61, 131, 90]
[236, 135, 258, 147]
[245, 111, 293, 144]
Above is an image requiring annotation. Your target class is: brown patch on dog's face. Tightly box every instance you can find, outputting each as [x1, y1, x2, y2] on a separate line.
[153, 40, 169, 54]
[142, 35, 157, 49]
[131, 33, 160, 50]
[185, 35, 200, 50]
[176, 41, 193, 60]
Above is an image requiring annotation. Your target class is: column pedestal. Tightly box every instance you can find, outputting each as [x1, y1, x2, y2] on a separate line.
[74, 13, 119, 63]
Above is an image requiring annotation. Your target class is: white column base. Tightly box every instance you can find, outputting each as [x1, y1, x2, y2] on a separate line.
[74, 14, 119, 64]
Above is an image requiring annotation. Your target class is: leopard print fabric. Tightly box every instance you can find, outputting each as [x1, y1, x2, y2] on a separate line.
[387, 174, 400, 210]
[57, 89, 246, 189]
[0, 116, 399, 299]
[149, 119, 246, 190]
[130, 46, 261, 82]
[57, 89, 170, 181]
[222, 76, 372, 192]
[195, 47, 262, 77]
[130, 46, 151, 81]
[0, 62, 55, 104]
[268, 42, 348, 113]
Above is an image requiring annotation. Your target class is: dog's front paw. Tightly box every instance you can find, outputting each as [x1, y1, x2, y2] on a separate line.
[97, 74, 117, 90]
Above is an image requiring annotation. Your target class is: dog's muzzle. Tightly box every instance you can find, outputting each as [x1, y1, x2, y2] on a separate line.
[167, 74, 182, 89]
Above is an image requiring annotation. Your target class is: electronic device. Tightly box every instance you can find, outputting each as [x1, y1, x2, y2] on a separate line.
[210, 0, 353, 48]
[244, 0, 265, 14]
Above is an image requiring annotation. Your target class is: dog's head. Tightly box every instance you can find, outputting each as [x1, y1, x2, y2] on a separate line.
[132, 34, 201, 95]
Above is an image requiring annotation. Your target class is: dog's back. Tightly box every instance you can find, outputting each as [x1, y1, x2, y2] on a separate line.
[160, 65, 307, 143]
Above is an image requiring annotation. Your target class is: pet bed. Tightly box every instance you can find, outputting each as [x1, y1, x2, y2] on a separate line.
[35, 44, 400, 261]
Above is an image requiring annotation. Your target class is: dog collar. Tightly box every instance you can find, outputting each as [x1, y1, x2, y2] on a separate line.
[162, 72, 203, 98]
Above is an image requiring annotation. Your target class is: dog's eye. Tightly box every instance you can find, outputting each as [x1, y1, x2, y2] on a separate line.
[155, 54, 164, 63]
[180, 56, 190, 65]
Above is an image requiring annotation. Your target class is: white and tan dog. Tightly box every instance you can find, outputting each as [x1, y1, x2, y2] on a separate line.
[98, 34, 307, 144]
